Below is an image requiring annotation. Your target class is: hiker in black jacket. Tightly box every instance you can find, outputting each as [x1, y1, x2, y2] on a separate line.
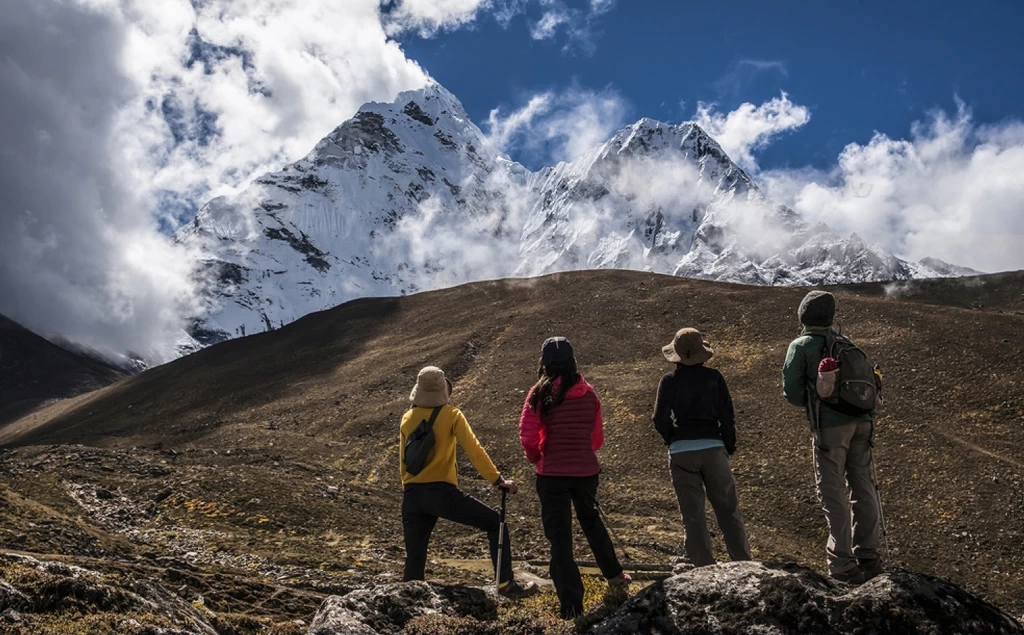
[652, 328, 751, 567]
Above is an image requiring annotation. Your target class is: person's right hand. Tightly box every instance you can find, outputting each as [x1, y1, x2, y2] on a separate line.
[497, 478, 518, 495]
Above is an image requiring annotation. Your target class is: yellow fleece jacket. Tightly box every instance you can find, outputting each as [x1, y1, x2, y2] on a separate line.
[400, 406, 500, 487]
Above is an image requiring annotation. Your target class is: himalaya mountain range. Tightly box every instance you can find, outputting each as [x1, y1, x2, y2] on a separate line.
[175, 82, 975, 354]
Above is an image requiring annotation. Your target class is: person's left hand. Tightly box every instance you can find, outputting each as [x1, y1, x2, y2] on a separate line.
[497, 478, 518, 495]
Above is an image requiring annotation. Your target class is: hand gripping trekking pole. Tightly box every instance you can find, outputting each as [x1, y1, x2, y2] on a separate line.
[495, 488, 507, 596]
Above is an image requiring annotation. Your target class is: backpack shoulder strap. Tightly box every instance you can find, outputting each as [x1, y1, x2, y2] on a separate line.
[427, 406, 443, 427]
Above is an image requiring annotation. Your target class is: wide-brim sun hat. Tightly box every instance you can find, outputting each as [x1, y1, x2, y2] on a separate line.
[409, 366, 453, 408]
[662, 328, 714, 366]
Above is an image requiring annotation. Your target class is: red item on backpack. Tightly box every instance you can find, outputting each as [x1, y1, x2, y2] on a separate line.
[817, 357, 839, 399]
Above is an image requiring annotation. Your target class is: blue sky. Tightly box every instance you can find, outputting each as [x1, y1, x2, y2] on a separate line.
[397, 0, 1024, 170]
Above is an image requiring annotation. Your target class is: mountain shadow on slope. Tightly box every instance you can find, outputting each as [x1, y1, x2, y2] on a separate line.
[0, 315, 125, 425]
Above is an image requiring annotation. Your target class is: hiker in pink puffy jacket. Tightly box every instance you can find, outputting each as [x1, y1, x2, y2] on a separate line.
[519, 337, 630, 620]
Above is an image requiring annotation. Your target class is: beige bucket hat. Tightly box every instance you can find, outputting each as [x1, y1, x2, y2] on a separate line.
[409, 366, 453, 408]
[662, 328, 714, 365]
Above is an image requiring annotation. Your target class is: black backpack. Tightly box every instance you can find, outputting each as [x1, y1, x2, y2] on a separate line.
[403, 406, 443, 476]
[813, 332, 880, 416]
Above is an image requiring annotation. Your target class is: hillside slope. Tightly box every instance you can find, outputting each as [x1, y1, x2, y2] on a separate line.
[2, 271, 1022, 620]
[0, 314, 125, 425]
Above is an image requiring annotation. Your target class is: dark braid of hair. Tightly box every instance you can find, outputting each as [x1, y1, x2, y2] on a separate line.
[528, 358, 580, 413]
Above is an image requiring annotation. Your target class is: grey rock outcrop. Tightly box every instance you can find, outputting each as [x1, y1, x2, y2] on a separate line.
[306, 580, 495, 635]
[592, 561, 1023, 635]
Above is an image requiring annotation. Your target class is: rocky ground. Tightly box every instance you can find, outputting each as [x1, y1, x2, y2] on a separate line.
[1, 270, 1023, 632]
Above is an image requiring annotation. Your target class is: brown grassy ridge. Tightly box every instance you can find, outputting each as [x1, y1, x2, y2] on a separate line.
[1, 269, 1022, 620]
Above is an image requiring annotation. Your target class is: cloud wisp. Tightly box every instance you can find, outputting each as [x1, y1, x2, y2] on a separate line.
[713, 58, 789, 98]
[528, 0, 617, 54]
[694, 93, 812, 172]
[486, 86, 630, 165]
[381, 0, 618, 53]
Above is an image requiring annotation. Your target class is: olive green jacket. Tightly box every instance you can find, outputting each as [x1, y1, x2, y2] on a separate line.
[782, 326, 874, 429]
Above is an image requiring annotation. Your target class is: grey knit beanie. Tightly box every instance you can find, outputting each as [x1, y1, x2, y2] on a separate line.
[798, 291, 836, 327]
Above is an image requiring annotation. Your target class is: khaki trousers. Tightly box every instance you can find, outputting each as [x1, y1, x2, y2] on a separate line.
[812, 420, 880, 574]
[669, 447, 751, 566]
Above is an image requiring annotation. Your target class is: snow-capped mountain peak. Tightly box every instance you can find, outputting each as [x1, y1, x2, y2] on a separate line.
[175, 81, 976, 356]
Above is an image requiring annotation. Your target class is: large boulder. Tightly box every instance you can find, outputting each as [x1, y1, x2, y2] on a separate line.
[592, 561, 1024, 635]
[307, 581, 495, 635]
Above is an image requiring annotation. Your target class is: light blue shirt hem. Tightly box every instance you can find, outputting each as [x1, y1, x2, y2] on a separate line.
[669, 438, 725, 455]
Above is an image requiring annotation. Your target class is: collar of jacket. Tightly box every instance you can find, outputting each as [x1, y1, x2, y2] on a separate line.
[801, 325, 832, 335]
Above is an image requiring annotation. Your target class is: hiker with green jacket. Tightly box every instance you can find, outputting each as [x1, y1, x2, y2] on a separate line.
[782, 291, 883, 584]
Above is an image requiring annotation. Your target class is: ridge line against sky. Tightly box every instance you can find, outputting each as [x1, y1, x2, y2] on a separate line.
[1, 0, 1023, 360]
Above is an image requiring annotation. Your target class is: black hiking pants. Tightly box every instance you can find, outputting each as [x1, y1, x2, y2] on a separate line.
[536, 473, 623, 619]
[401, 482, 513, 584]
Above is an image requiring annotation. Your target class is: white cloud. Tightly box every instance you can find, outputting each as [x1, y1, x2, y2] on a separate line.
[525, 0, 616, 52]
[762, 102, 1024, 273]
[531, 10, 570, 39]
[694, 93, 811, 171]
[486, 87, 629, 163]
[384, 0, 492, 36]
[0, 0, 429, 361]
[384, 0, 616, 53]
[0, 0, 199, 362]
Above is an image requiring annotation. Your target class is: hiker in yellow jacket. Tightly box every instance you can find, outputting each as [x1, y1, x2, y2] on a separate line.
[399, 366, 536, 598]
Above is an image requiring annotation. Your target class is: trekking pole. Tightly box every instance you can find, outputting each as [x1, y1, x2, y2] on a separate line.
[869, 440, 892, 563]
[596, 499, 632, 563]
[495, 488, 507, 596]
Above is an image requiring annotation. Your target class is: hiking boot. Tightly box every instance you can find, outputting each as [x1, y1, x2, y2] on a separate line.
[832, 567, 866, 585]
[608, 572, 632, 587]
[858, 558, 884, 581]
[498, 580, 539, 599]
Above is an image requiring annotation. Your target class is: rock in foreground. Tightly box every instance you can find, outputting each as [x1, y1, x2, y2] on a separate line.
[593, 561, 1024, 635]
[305, 562, 1024, 635]
[307, 581, 495, 635]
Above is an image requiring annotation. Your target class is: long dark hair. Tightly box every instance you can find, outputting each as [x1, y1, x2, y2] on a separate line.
[528, 358, 580, 413]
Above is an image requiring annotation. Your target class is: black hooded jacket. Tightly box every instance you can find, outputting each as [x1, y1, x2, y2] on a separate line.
[651, 364, 737, 454]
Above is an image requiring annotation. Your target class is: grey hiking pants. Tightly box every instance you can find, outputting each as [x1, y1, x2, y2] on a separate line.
[669, 447, 751, 567]
[812, 419, 880, 575]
